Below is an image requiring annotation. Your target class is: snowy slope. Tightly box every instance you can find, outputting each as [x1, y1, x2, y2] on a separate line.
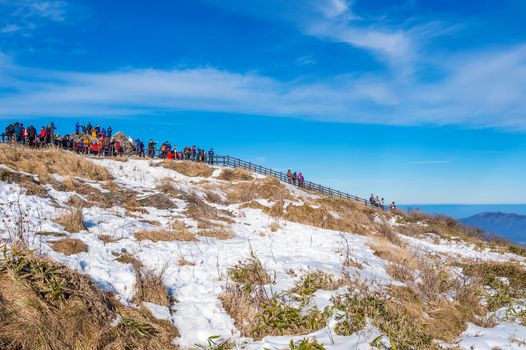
[1, 157, 525, 349]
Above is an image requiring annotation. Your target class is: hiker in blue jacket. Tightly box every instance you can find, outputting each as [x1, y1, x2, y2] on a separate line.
[75, 122, 80, 135]
[208, 148, 215, 164]
[13, 123, 23, 143]
[107, 126, 112, 138]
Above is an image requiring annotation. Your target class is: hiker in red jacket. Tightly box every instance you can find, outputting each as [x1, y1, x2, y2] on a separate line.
[287, 170, 292, 184]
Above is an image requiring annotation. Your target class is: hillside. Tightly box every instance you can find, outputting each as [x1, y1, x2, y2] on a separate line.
[462, 212, 526, 246]
[1, 143, 526, 349]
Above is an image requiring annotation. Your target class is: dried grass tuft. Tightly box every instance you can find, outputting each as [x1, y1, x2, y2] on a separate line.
[50, 238, 88, 255]
[217, 168, 253, 181]
[156, 160, 214, 177]
[53, 209, 86, 233]
[134, 228, 197, 242]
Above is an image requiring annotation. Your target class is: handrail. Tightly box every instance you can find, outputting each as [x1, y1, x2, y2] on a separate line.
[212, 155, 381, 209]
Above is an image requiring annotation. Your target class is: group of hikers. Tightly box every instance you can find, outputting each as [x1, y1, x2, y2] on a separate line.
[3, 122, 56, 147]
[151, 141, 215, 164]
[3, 121, 216, 163]
[287, 170, 305, 187]
[370, 194, 396, 211]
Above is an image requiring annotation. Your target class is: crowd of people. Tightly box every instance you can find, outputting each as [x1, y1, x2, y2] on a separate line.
[287, 169, 305, 187]
[3, 122, 56, 147]
[3, 120, 393, 209]
[3, 121, 216, 163]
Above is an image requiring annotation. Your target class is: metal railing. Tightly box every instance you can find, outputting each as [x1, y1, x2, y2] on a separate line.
[212, 155, 373, 207]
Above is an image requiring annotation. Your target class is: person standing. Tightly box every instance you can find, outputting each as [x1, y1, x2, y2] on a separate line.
[208, 148, 215, 164]
[107, 126, 112, 138]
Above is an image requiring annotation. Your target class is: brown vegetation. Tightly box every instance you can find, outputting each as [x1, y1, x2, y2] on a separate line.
[134, 226, 196, 242]
[217, 168, 253, 181]
[0, 248, 179, 350]
[134, 268, 171, 307]
[224, 176, 292, 203]
[0, 143, 111, 181]
[198, 225, 235, 240]
[0, 168, 47, 197]
[53, 209, 87, 233]
[156, 160, 214, 178]
[50, 238, 88, 255]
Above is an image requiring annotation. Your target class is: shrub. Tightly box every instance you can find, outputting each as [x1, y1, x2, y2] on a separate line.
[228, 251, 271, 289]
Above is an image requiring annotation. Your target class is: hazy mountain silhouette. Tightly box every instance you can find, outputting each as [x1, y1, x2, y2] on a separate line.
[461, 212, 526, 245]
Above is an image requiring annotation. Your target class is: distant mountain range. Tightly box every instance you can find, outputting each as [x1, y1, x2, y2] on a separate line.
[461, 212, 526, 245]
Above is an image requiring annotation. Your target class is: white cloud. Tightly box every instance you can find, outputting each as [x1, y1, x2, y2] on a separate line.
[30, 1, 68, 22]
[0, 45, 526, 130]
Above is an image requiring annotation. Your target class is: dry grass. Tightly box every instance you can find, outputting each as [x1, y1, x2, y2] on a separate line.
[264, 201, 285, 218]
[182, 191, 234, 228]
[156, 160, 214, 178]
[239, 201, 267, 210]
[134, 228, 197, 242]
[134, 268, 170, 307]
[114, 253, 143, 270]
[224, 176, 292, 204]
[50, 238, 88, 255]
[204, 190, 223, 204]
[0, 168, 47, 197]
[198, 226, 235, 240]
[0, 143, 111, 181]
[217, 168, 253, 181]
[52, 209, 87, 233]
[0, 248, 179, 350]
[269, 221, 280, 232]
[177, 256, 195, 266]
[282, 201, 371, 235]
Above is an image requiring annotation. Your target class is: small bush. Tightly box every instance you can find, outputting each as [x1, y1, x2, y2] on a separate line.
[269, 221, 280, 232]
[228, 251, 271, 289]
[53, 209, 86, 233]
[134, 269, 170, 307]
[292, 271, 339, 297]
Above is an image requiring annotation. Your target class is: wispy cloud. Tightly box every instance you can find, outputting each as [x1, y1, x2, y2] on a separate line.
[0, 43, 525, 130]
[0, 0, 73, 36]
[404, 160, 451, 165]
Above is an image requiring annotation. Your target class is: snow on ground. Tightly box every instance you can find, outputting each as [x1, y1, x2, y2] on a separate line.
[1, 157, 525, 349]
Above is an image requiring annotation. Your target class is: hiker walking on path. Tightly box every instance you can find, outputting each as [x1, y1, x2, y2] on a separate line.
[292, 172, 297, 186]
[287, 170, 292, 184]
[298, 172, 304, 187]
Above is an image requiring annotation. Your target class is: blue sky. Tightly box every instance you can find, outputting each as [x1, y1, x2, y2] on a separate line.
[0, 0, 525, 204]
